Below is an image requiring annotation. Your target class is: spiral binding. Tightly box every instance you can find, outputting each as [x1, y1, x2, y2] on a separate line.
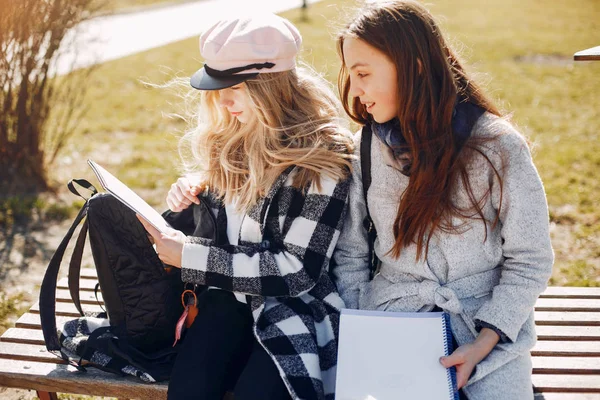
[442, 312, 460, 400]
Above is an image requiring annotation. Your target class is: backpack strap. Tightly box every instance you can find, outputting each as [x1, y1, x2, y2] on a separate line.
[68, 218, 89, 316]
[67, 179, 98, 316]
[360, 124, 380, 280]
[39, 179, 97, 367]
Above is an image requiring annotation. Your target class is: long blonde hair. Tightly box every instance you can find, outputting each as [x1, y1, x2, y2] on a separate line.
[179, 66, 353, 211]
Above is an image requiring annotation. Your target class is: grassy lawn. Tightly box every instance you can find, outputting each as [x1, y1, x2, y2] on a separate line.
[52, 0, 599, 286]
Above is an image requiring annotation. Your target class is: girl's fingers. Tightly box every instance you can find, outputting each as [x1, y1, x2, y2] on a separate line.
[136, 214, 160, 241]
[439, 353, 460, 368]
[177, 178, 201, 205]
[166, 190, 178, 211]
[189, 185, 201, 204]
[166, 195, 183, 212]
[455, 365, 471, 389]
[166, 177, 202, 212]
[167, 190, 189, 211]
[166, 196, 175, 212]
[170, 183, 186, 204]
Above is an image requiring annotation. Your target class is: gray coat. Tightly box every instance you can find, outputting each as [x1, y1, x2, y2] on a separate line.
[332, 113, 554, 399]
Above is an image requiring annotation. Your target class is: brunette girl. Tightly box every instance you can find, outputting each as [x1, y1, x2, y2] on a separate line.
[332, 1, 554, 399]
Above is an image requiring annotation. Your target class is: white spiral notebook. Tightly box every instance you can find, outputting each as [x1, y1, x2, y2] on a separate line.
[335, 309, 458, 400]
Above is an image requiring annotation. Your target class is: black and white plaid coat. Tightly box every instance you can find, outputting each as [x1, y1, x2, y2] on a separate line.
[180, 166, 350, 400]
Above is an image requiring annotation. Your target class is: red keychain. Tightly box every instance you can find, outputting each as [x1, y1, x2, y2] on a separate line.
[173, 289, 198, 346]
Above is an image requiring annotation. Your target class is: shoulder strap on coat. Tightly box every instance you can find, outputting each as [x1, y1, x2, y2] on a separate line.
[360, 124, 373, 206]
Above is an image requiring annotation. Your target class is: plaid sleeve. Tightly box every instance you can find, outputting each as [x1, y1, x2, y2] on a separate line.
[180, 175, 350, 297]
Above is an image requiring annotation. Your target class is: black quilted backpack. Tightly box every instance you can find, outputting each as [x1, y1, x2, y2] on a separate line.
[39, 179, 193, 381]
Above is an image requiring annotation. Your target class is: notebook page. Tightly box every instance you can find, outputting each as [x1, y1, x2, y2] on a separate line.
[336, 310, 453, 400]
[88, 160, 170, 234]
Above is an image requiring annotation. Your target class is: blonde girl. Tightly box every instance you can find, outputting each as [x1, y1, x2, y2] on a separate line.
[140, 13, 352, 400]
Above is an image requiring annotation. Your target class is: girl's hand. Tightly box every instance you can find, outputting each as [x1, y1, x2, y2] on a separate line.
[137, 215, 186, 268]
[439, 328, 500, 389]
[166, 176, 201, 212]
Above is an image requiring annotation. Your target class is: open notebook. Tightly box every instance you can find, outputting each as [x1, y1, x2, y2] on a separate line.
[335, 310, 458, 400]
[88, 160, 171, 234]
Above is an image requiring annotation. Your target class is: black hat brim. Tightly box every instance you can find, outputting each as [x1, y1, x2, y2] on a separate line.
[190, 67, 258, 90]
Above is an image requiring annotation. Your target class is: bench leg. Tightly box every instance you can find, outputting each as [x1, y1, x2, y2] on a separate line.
[36, 392, 58, 400]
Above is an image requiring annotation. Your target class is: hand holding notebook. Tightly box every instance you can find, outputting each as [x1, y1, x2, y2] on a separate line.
[439, 327, 499, 389]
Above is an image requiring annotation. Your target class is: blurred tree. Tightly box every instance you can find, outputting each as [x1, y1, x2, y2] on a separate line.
[0, 0, 100, 194]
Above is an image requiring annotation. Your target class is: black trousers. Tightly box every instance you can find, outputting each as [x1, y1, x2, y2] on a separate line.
[167, 290, 291, 400]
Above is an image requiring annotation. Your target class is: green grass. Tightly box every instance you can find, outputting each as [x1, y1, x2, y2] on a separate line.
[0, 292, 29, 336]
[51, 0, 600, 286]
[0, 195, 82, 230]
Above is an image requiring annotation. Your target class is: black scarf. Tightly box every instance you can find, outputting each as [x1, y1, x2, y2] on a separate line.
[371, 100, 486, 176]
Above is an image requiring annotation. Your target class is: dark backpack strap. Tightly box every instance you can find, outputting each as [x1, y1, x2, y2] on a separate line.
[39, 180, 97, 364]
[68, 218, 89, 316]
[39, 204, 88, 352]
[68, 179, 97, 199]
[360, 124, 380, 279]
[68, 179, 98, 316]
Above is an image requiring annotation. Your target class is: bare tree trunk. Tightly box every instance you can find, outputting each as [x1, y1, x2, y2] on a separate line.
[0, 0, 100, 194]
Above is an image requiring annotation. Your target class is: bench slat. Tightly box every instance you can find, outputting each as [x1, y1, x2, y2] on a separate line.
[0, 342, 66, 364]
[535, 298, 600, 312]
[51, 283, 600, 310]
[53, 284, 600, 300]
[1, 328, 46, 345]
[59, 278, 600, 296]
[535, 394, 600, 399]
[540, 287, 600, 299]
[0, 359, 167, 399]
[29, 301, 105, 317]
[535, 311, 600, 326]
[15, 314, 600, 348]
[54, 289, 103, 304]
[62, 274, 600, 297]
[37, 303, 598, 326]
[536, 326, 600, 341]
[37, 301, 600, 327]
[532, 357, 600, 374]
[532, 341, 600, 357]
[57, 278, 98, 292]
[15, 313, 85, 330]
[78, 269, 98, 279]
[532, 374, 600, 392]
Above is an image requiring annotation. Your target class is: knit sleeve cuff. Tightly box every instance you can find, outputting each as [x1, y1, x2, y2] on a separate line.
[474, 319, 511, 343]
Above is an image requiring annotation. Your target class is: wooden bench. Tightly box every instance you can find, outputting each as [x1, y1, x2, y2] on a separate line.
[1, 270, 600, 399]
[574, 45, 600, 61]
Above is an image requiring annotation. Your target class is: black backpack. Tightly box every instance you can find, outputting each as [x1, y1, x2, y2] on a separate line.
[39, 179, 210, 381]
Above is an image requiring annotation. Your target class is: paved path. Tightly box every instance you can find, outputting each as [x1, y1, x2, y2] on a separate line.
[54, 0, 323, 75]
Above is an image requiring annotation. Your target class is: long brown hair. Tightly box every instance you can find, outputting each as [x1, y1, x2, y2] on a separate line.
[337, 0, 503, 260]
